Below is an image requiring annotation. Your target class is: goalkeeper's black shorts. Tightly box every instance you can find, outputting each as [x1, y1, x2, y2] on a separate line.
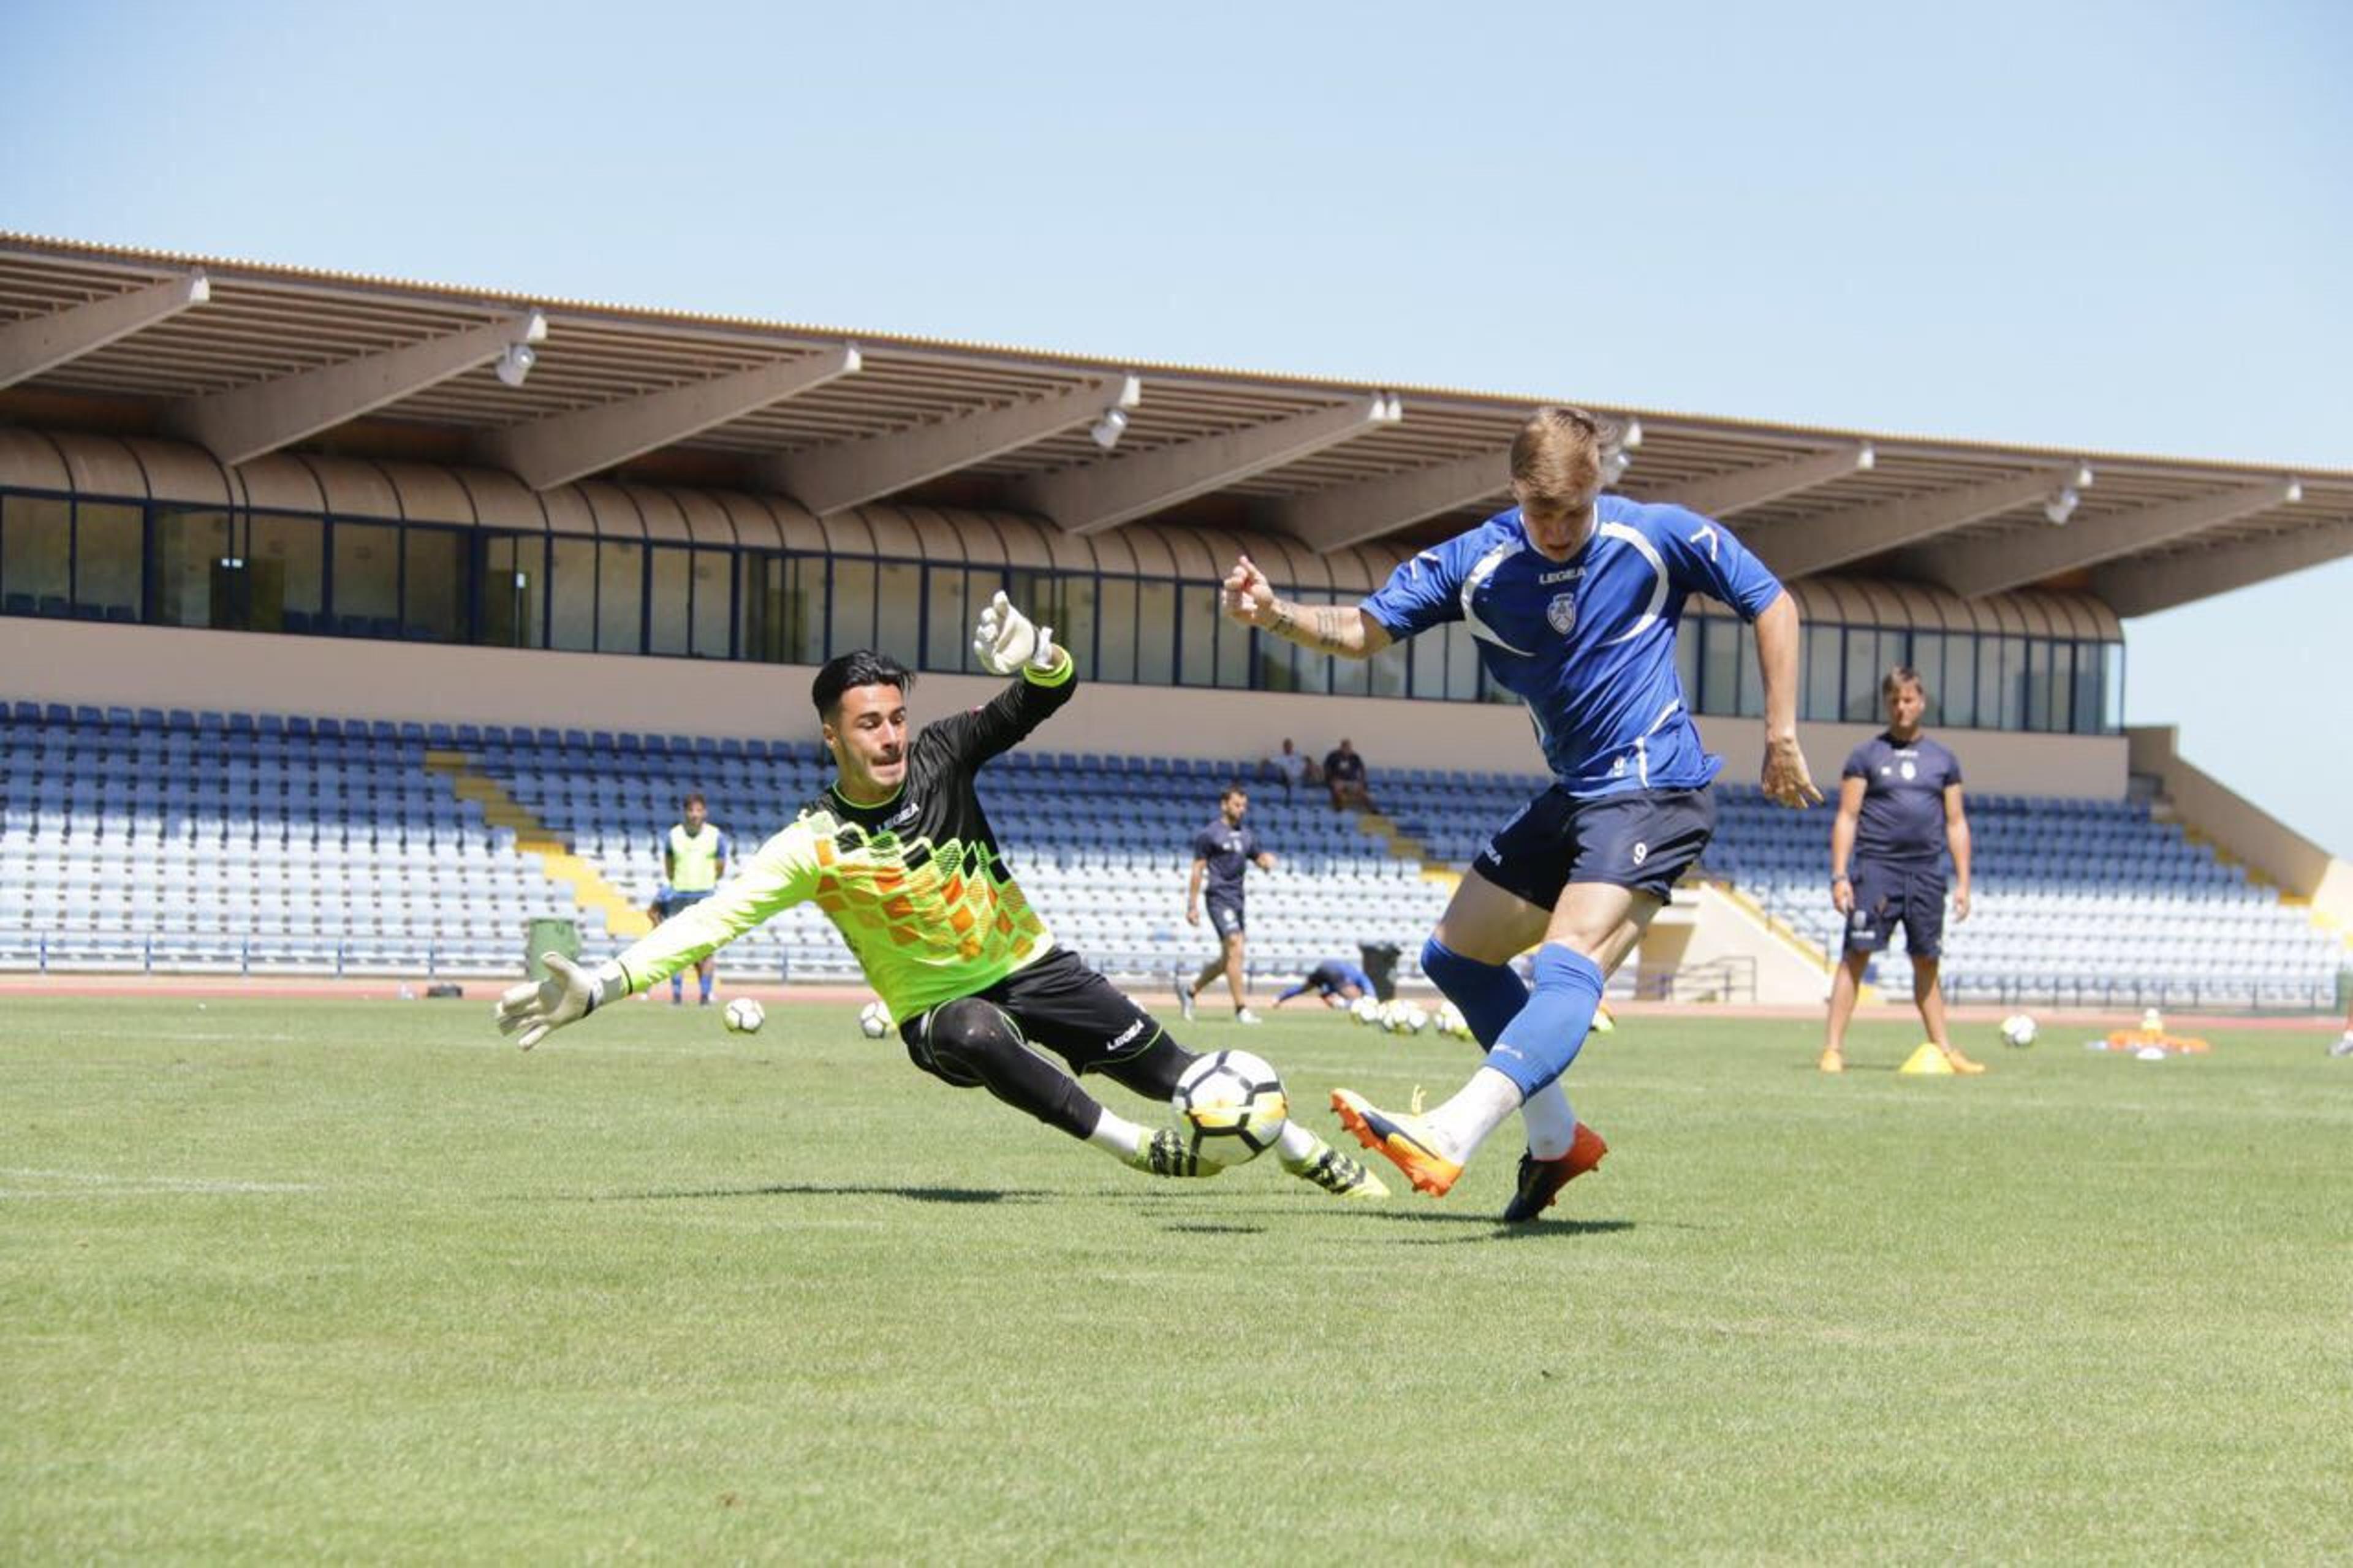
[901, 947, 1165, 1078]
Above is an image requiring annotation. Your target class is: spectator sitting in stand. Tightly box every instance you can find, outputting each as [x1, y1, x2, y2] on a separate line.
[1324, 737, 1374, 812]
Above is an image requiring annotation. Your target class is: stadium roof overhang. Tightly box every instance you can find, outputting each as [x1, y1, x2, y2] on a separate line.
[2, 233, 2344, 619]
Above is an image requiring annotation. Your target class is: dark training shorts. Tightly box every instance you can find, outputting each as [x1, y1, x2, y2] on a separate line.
[1841, 859, 1948, 959]
[1205, 894, 1246, 938]
[900, 947, 1166, 1083]
[1471, 785, 1717, 909]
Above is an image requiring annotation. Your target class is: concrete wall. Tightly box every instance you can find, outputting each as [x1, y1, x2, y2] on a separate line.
[2128, 725, 2353, 925]
[1, 617, 2126, 797]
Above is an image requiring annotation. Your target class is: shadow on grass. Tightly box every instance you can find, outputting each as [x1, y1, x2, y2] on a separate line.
[550, 1183, 1054, 1205]
[1164, 1222, 1268, 1236]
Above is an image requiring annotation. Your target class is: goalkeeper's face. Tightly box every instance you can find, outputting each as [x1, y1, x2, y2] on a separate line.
[825, 682, 911, 800]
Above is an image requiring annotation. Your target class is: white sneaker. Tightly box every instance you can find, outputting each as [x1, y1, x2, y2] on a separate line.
[2331, 1032, 2353, 1059]
[1235, 1008, 1262, 1026]
[1175, 975, 1197, 1021]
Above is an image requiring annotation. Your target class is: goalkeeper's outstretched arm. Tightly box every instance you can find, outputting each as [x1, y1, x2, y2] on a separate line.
[495, 829, 818, 1050]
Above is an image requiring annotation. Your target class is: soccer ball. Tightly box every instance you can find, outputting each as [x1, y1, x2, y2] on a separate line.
[722, 997, 765, 1034]
[1349, 994, 1382, 1026]
[1171, 1048, 1289, 1168]
[1999, 1013, 2038, 1049]
[1385, 1002, 1429, 1036]
[857, 999, 892, 1039]
[1433, 1000, 1470, 1040]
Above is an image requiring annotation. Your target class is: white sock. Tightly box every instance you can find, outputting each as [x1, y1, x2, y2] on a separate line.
[1520, 1081, 1578, 1161]
[1425, 1067, 1525, 1162]
[1088, 1107, 1148, 1159]
[1273, 1119, 1323, 1168]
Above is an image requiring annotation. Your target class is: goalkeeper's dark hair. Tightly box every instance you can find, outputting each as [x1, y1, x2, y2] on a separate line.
[811, 650, 915, 719]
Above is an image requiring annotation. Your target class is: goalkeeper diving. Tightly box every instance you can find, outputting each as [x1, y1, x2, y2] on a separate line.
[496, 593, 1387, 1199]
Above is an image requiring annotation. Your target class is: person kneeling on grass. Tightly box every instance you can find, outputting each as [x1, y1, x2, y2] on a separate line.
[496, 594, 1385, 1202]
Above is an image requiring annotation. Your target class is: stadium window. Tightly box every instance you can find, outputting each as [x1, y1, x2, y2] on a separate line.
[1673, 619, 1700, 710]
[1176, 575, 1217, 687]
[0, 492, 71, 612]
[72, 501, 143, 622]
[1735, 627, 1764, 718]
[1048, 573, 1094, 675]
[476, 533, 544, 649]
[402, 526, 468, 643]
[250, 512, 324, 632]
[2072, 641, 2104, 735]
[1699, 616, 1740, 717]
[1443, 619, 1479, 701]
[873, 559, 922, 668]
[1367, 637, 1408, 699]
[2024, 638, 2053, 731]
[1803, 623, 1842, 721]
[331, 519, 400, 637]
[153, 507, 234, 629]
[1842, 626, 1889, 722]
[1214, 588, 1251, 690]
[1998, 637, 2028, 730]
[1408, 618, 1447, 699]
[595, 539, 646, 654]
[691, 547, 733, 659]
[2046, 640, 2075, 733]
[1944, 632, 1978, 728]
[646, 544, 693, 656]
[923, 564, 972, 673]
[1134, 580, 1175, 685]
[1096, 575, 1138, 683]
[2101, 643, 2125, 733]
[1912, 632, 1946, 723]
[829, 555, 876, 658]
[1287, 591, 1335, 695]
[548, 535, 598, 652]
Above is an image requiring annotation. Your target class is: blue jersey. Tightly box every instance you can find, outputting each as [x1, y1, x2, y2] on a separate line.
[1845, 732, 1962, 865]
[1362, 498, 1783, 797]
[1306, 960, 1374, 995]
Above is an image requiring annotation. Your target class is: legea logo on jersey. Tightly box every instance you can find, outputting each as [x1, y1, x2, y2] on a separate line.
[1546, 594, 1577, 634]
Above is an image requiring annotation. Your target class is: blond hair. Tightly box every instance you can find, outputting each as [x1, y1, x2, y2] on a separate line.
[1510, 406, 1608, 513]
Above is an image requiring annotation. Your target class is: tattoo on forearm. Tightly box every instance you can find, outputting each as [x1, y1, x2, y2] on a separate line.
[1267, 600, 1353, 654]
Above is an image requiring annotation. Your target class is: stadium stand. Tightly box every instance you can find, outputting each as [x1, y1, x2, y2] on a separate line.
[1, 704, 2343, 1009]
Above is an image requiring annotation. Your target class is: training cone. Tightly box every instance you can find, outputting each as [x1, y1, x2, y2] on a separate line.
[1898, 1043, 1955, 1076]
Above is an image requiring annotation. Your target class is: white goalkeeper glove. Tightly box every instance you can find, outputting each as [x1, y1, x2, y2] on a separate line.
[972, 590, 1059, 676]
[494, 952, 619, 1051]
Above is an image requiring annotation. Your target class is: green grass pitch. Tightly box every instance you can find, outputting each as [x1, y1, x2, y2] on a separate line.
[4, 996, 2347, 1561]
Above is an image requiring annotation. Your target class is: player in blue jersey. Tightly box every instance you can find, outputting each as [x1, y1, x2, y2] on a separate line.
[1178, 784, 1276, 1023]
[1222, 406, 1821, 1218]
[1273, 958, 1375, 1009]
[1818, 666, 1980, 1074]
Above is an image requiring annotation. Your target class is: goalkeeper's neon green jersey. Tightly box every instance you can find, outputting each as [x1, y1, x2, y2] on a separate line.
[607, 656, 1074, 1021]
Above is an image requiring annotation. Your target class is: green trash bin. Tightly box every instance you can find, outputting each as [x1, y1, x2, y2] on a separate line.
[525, 917, 581, 982]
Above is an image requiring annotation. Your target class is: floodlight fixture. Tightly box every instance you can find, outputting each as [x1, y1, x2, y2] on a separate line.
[2043, 487, 2080, 526]
[494, 343, 537, 388]
[1089, 407, 1130, 450]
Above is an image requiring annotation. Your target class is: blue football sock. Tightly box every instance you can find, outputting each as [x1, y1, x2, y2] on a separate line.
[699, 975, 714, 1002]
[1419, 937, 1529, 1047]
[1485, 943, 1606, 1099]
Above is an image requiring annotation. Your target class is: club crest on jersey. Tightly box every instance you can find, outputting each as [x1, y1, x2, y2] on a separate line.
[1546, 594, 1577, 635]
[1900, 760, 1917, 780]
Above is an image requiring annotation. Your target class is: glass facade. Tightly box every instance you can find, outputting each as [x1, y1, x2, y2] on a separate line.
[0, 486, 2126, 735]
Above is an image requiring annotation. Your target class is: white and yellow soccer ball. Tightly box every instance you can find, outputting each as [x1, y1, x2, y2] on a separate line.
[1433, 1000, 1471, 1040]
[1171, 1048, 1289, 1168]
[1385, 1002, 1429, 1036]
[857, 999, 892, 1039]
[1349, 994, 1383, 1026]
[1999, 1012, 2038, 1049]
[722, 996, 765, 1034]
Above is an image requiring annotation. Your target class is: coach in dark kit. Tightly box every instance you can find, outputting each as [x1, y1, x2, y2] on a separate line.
[1819, 665, 1981, 1074]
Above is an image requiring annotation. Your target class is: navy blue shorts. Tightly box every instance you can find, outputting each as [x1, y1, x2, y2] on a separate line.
[1842, 860, 1947, 958]
[1471, 786, 1717, 908]
[658, 890, 712, 921]
[1205, 895, 1246, 937]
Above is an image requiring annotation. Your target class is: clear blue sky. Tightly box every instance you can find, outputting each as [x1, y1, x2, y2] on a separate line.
[6, 0, 2347, 852]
